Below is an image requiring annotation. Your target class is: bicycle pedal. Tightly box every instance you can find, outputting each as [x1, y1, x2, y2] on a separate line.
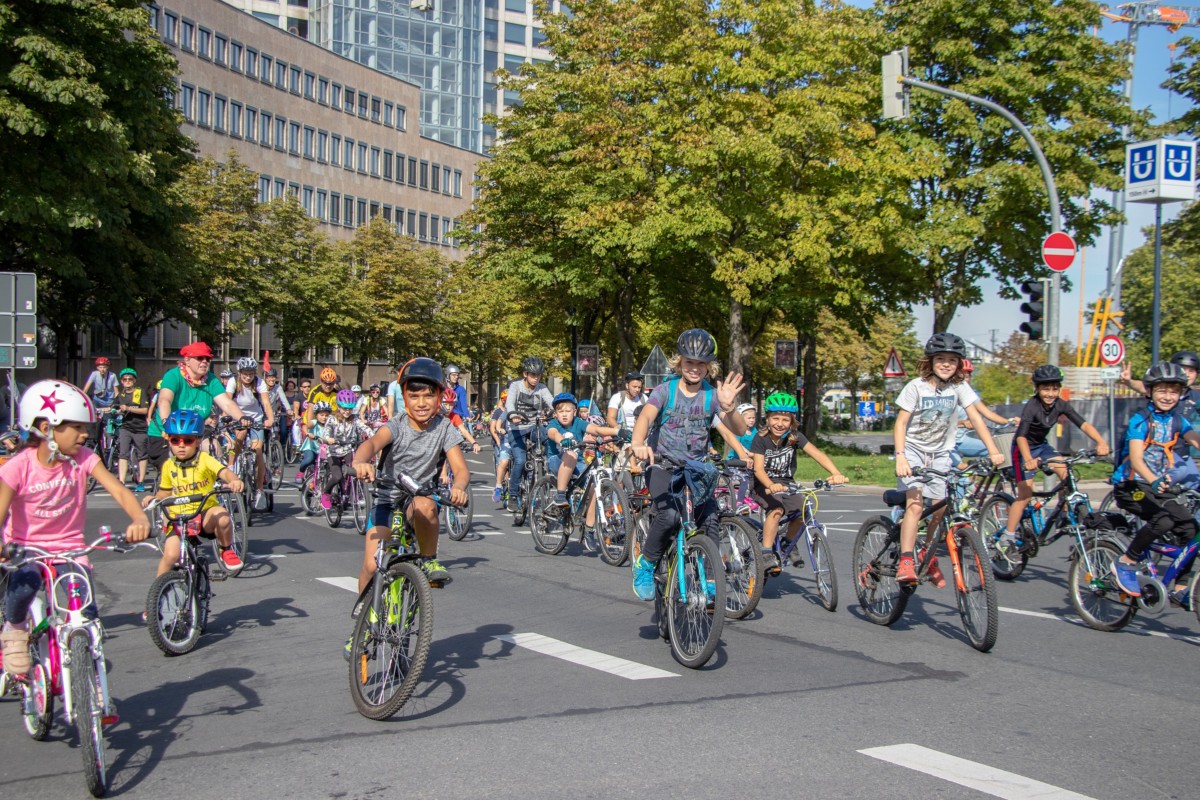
[102, 713, 120, 726]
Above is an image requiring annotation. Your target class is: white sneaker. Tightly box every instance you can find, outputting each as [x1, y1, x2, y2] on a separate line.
[254, 491, 269, 511]
[997, 531, 1018, 553]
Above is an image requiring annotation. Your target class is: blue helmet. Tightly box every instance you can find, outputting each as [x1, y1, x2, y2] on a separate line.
[552, 392, 577, 408]
[163, 409, 205, 437]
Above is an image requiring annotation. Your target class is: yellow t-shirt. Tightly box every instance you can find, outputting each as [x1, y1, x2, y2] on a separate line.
[158, 452, 225, 517]
[305, 386, 338, 423]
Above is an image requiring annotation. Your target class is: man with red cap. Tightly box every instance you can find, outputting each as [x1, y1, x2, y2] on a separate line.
[146, 341, 250, 470]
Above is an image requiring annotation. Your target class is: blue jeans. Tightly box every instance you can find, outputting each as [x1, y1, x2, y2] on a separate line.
[508, 427, 536, 496]
[547, 453, 586, 483]
[5, 563, 98, 624]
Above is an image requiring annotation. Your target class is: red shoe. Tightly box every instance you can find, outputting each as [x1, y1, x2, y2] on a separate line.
[220, 547, 245, 574]
[926, 557, 946, 589]
[895, 556, 918, 583]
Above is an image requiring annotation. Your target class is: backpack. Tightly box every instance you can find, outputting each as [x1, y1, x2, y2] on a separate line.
[1113, 404, 1185, 481]
[654, 375, 716, 430]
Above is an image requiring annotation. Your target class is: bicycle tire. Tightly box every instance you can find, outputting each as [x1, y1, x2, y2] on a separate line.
[22, 661, 54, 740]
[266, 436, 284, 491]
[213, 494, 249, 572]
[977, 494, 1027, 581]
[70, 632, 108, 797]
[713, 472, 734, 514]
[239, 452, 256, 524]
[283, 433, 299, 465]
[326, 483, 344, 527]
[444, 488, 473, 541]
[530, 476, 569, 554]
[513, 471, 533, 526]
[852, 516, 909, 626]
[300, 467, 318, 515]
[1068, 540, 1137, 632]
[352, 479, 369, 534]
[349, 561, 433, 720]
[595, 478, 633, 567]
[146, 570, 202, 655]
[666, 533, 725, 669]
[1098, 490, 1139, 530]
[1189, 570, 1200, 626]
[718, 514, 763, 620]
[653, 557, 669, 641]
[951, 525, 999, 652]
[808, 527, 839, 612]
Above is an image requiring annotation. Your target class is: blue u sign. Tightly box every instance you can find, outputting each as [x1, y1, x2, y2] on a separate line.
[1128, 144, 1156, 183]
[1164, 144, 1193, 181]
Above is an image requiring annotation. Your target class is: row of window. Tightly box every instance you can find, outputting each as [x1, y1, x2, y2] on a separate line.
[152, 5, 408, 132]
[175, 83, 464, 198]
[257, 173, 462, 248]
[483, 18, 549, 48]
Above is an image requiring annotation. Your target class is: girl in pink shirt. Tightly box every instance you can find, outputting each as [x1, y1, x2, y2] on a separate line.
[0, 380, 149, 678]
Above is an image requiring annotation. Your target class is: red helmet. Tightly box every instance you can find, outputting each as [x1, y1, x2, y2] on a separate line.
[441, 388, 456, 404]
[94, 356, 110, 367]
[962, 358, 974, 373]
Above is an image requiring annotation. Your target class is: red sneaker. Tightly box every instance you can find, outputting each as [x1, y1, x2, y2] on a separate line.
[220, 547, 244, 574]
[926, 557, 947, 589]
[895, 555, 918, 583]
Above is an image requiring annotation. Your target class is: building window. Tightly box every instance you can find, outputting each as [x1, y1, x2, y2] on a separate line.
[407, 157, 417, 185]
[430, 215, 439, 242]
[260, 54, 272, 83]
[358, 93, 368, 118]
[302, 186, 313, 215]
[504, 22, 525, 45]
[181, 19, 194, 51]
[245, 107, 257, 142]
[303, 71, 315, 99]
[331, 83, 342, 109]
[315, 190, 327, 220]
[419, 212, 428, 240]
[370, 96, 380, 121]
[258, 176, 270, 204]
[214, 34, 227, 65]
[290, 65, 301, 94]
[357, 142, 367, 173]
[318, 77, 329, 104]
[213, 95, 226, 131]
[288, 121, 300, 154]
[287, 182, 300, 198]
[357, 199, 367, 226]
[197, 27, 211, 58]
[343, 138, 354, 170]
[396, 105, 407, 130]
[260, 111, 272, 146]
[275, 116, 286, 151]
[453, 169, 462, 197]
[275, 60, 288, 90]
[246, 47, 258, 76]
[484, 18, 498, 43]
[370, 147, 381, 176]
[273, 178, 285, 199]
[407, 209, 416, 237]
[180, 83, 195, 121]
[505, 0, 526, 10]
[317, 130, 328, 162]
[303, 126, 315, 159]
[395, 206, 405, 234]
[419, 160, 429, 189]
[163, 12, 178, 44]
[331, 134, 341, 165]
[344, 87, 356, 114]
[330, 192, 341, 224]
[343, 196, 354, 228]
[230, 100, 243, 136]
[532, 27, 547, 47]
[230, 41, 242, 72]
[148, 4, 159, 34]
[197, 89, 211, 126]
[504, 53, 525, 73]
[383, 101, 394, 127]
[383, 150, 393, 180]
[431, 163, 440, 193]
[395, 153, 405, 185]
[443, 166, 452, 195]
[382, 205, 392, 223]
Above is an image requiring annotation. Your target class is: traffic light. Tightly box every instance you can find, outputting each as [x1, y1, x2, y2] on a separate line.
[1019, 278, 1048, 341]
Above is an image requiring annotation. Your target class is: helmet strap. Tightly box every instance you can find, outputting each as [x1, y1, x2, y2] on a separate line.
[31, 423, 67, 464]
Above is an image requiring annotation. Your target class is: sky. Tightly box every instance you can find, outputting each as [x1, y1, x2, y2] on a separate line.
[897, 12, 1196, 350]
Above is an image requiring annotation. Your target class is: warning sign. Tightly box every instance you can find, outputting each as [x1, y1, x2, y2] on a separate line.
[883, 348, 907, 378]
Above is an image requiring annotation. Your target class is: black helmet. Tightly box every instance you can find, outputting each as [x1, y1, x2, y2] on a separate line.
[1143, 361, 1191, 389]
[398, 357, 444, 389]
[521, 356, 545, 375]
[624, 371, 644, 382]
[924, 333, 966, 358]
[1170, 350, 1200, 370]
[676, 328, 717, 362]
[1031, 365, 1064, 385]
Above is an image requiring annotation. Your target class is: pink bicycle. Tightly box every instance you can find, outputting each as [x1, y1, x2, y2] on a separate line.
[0, 528, 158, 796]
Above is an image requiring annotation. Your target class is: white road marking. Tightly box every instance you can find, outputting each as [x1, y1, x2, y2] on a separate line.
[999, 606, 1200, 645]
[493, 632, 677, 680]
[317, 576, 360, 593]
[257, 554, 287, 559]
[859, 743, 1097, 800]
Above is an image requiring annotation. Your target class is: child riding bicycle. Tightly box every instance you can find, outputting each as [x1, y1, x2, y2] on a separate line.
[545, 392, 621, 551]
[321, 391, 373, 511]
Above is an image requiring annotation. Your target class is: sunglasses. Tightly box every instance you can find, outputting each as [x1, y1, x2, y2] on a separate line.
[168, 436, 199, 446]
[188, 356, 212, 362]
[121, 376, 135, 381]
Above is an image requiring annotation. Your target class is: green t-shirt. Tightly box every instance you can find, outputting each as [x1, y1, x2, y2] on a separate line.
[147, 368, 226, 437]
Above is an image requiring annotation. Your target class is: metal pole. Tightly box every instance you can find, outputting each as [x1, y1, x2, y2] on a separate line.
[1108, 378, 1117, 452]
[1152, 202, 1163, 363]
[1106, 21, 1138, 309]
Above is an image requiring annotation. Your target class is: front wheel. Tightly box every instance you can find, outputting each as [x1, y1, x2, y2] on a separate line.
[852, 517, 909, 626]
[300, 467, 318, 515]
[1068, 540, 1137, 632]
[22, 661, 54, 740]
[352, 479, 369, 534]
[266, 437, 284, 491]
[808, 527, 839, 612]
[146, 571, 202, 655]
[70, 632, 108, 797]
[718, 515, 763, 620]
[513, 471, 533, 526]
[666, 533, 725, 669]
[595, 478, 632, 567]
[325, 483, 344, 528]
[349, 561, 433, 720]
[951, 525, 999, 652]
[529, 476, 569, 555]
[978, 494, 1027, 581]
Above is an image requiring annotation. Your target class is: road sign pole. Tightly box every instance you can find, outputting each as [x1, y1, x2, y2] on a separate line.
[1152, 203, 1163, 363]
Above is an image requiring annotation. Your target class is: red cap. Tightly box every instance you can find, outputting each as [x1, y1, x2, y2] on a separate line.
[179, 341, 214, 359]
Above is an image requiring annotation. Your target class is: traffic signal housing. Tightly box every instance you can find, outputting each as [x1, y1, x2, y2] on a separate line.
[1019, 278, 1049, 341]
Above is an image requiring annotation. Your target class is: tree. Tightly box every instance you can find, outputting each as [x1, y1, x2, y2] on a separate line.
[879, 0, 1144, 332]
[1119, 208, 1200, 367]
[993, 331, 1047, 375]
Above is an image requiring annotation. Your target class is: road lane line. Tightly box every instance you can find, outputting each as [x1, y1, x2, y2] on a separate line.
[317, 576, 360, 593]
[999, 606, 1200, 645]
[493, 633, 678, 680]
[859, 743, 1097, 800]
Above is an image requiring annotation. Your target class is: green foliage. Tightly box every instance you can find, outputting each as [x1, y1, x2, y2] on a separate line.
[971, 363, 1031, 406]
[1119, 205, 1200, 368]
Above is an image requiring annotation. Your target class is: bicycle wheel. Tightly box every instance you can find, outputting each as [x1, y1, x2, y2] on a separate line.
[595, 478, 633, 567]
[213, 493, 249, 571]
[513, 470, 533, 526]
[146, 570, 202, 655]
[349, 561, 433, 720]
[1068, 540, 1137, 631]
[352, 479, 369, 534]
[283, 433, 298, 465]
[718, 515, 763, 620]
[266, 436, 283, 491]
[713, 472, 734, 514]
[951, 525, 999, 652]
[978, 494, 1026, 580]
[22, 661, 54, 740]
[240, 453, 256, 524]
[529, 476, 569, 555]
[808, 527, 839, 612]
[1098, 490, 1139, 530]
[69, 632, 108, 797]
[300, 467, 318, 515]
[324, 482, 343, 527]
[444, 488, 473, 541]
[851, 516, 909, 626]
[666, 533, 725, 669]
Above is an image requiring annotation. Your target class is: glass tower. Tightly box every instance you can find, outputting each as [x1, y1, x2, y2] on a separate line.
[311, 0, 483, 153]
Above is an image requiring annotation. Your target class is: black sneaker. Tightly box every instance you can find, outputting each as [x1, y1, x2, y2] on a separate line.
[547, 492, 568, 510]
[762, 550, 782, 576]
[506, 497, 519, 513]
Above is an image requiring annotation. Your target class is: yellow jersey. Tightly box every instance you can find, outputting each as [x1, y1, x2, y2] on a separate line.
[158, 452, 225, 517]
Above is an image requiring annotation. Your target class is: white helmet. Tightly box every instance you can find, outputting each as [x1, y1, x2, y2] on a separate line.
[351, 384, 363, 393]
[736, 403, 755, 415]
[19, 380, 96, 432]
[237, 356, 258, 372]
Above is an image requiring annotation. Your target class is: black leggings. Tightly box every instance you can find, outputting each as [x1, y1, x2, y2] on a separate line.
[642, 464, 720, 565]
[1113, 482, 1198, 561]
[324, 456, 350, 493]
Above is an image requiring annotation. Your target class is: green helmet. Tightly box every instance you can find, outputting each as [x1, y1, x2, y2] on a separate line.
[764, 392, 798, 413]
[119, 368, 137, 379]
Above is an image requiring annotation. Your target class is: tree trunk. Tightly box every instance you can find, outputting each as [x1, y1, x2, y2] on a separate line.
[932, 300, 957, 336]
[356, 356, 367, 387]
[799, 332, 820, 440]
[728, 299, 749, 384]
[53, 323, 74, 382]
[616, 279, 636, 377]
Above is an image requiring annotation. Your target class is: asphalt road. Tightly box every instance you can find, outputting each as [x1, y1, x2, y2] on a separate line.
[1, 448, 1196, 799]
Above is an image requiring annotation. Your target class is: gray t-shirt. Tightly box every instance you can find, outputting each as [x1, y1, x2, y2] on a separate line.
[378, 414, 464, 501]
[646, 379, 717, 464]
[896, 378, 979, 454]
[504, 380, 554, 431]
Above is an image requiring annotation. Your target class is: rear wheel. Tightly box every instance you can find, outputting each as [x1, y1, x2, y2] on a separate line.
[352, 479, 369, 534]
[325, 483, 344, 527]
[718, 515, 763, 620]
[852, 517, 909, 626]
[529, 476, 569, 555]
[443, 487, 473, 541]
[1069, 540, 1137, 632]
[213, 493, 249, 572]
[978, 494, 1027, 580]
[951, 525, 999, 652]
[146, 571, 202, 655]
[666, 533, 725, 668]
[300, 467, 318, 515]
[595, 478, 632, 566]
[266, 436, 283, 491]
[70, 632, 108, 797]
[808, 528, 839, 612]
[513, 471, 533, 526]
[349, 561, 433, 720]
[1098, 490, 1139, 530]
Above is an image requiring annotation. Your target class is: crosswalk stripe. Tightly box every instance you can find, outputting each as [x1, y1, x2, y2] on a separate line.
[859, 743, 1096, 799]
[317, 576, 360, 593]
[492, 632, 677, 680]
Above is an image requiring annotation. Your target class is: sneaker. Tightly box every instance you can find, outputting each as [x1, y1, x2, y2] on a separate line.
[548, 492, 568, 510]
[762, 550, 782, 576]
[926, 556, 947, 589]
[632, 554, 656, 601]
[506, 496, 519, 513]
[784, 539, 805, 567]
[254, 491, 269, 511]
[997, 531, 1020, 554]
[1110, 559, 1141, 596]
[134, 481, 146, 493]
[1168, 587, 1189, 608]
[220, 547, 244, 574]
[896, 555, 918, 583]
[492, 486, 503, 503]
[320, 493, 332, 510]
[422, 558, 452, 585]
[0, 627, 31, 677]
[295, 471, 304, 483]
[582, 528, 599, 553]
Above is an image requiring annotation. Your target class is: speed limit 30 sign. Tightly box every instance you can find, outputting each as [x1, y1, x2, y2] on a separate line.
[1099, 335, 1125, 366]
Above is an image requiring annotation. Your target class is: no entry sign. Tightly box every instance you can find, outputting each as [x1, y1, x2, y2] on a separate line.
[1042, 231, 1077, 273]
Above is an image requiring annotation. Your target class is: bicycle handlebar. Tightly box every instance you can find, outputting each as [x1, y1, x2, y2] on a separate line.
[144, 486, 234, 514]
[1, 529, 160, 567]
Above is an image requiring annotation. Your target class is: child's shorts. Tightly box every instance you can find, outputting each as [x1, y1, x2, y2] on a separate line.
[1012, 441, 1058, 482]
[897, 446, 953, 500]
